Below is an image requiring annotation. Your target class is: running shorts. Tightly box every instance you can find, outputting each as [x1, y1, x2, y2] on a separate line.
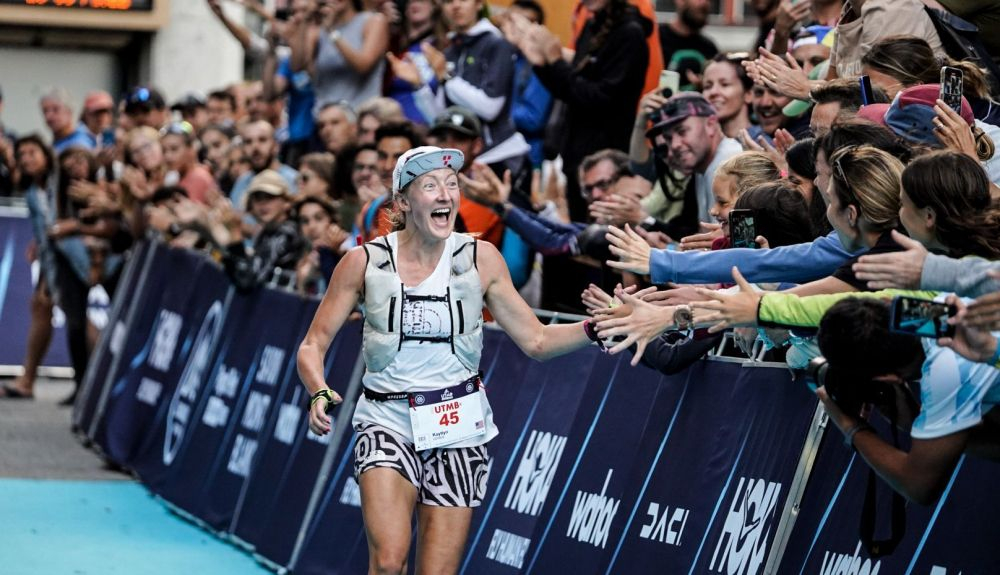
[353, 423, 490, 507]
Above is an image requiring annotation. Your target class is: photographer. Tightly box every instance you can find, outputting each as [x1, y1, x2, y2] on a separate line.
[814, 298, 999, 504]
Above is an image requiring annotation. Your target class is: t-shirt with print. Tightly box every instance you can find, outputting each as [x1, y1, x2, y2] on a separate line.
[911, 331, 1000, 440]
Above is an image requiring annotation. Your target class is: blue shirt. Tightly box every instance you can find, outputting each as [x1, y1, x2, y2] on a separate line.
[277, 56, 316, 142]
[53, 124, 96, 154]
[648, 231, 862, 285]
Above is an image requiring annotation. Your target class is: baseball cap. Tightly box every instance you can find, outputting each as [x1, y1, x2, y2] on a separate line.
[647, 92, 717, 138]
[392, 146, 465, 193]
[124, 86, 166, 114]
[791, 25, 834, 51]
[83, 91, 114, 113]
[171, 92, 207, 112]
[857, 84, 974, 146]
[429, 106, 482, 139]
[243, 169, 290, 208]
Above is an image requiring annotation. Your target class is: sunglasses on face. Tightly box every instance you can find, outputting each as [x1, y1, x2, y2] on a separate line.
[582, 176, 618, 198]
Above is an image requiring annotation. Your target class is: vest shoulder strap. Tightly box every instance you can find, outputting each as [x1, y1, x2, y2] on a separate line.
[451, 234, 478, 275]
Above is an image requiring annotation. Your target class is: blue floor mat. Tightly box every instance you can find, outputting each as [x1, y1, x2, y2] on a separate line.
[0, 479, 272, 574]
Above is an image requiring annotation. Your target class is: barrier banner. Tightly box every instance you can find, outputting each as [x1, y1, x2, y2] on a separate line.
[0, 209, 71, 368]
[592, 361, 817, 575]
[459, 347, 604, 574]
[229, 311, 361, 550]
[251, 320, 365, 569]
[153, 285, 286, 515]
[193, 288, 308, 531]
[292, 432, 365, 575]
[95, 248, 221, 466]
[74, 240, 153, 436]
[779, 423, 1000, 575]
[519, 354, 665, 575]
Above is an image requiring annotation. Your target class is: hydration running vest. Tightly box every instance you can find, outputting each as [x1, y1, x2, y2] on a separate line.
[360, 233, 484, 373]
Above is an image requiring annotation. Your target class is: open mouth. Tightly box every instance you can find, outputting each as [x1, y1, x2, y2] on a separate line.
[431, 207, 452, 225]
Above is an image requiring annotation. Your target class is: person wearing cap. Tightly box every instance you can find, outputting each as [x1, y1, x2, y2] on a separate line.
[221, 169, 306, 291]
[39, 88, 95, 154]
[123, 86, 168, 130]
[80, 91, 115, 144]
[171, 93, 210, 133]
[429, 106, 507, 248]
[646, 92, 741, 229]
[857, 84, 1000, 183]
[297, 145, 599, 575]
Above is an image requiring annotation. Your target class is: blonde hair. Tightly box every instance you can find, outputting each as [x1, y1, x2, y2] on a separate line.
[715, 151, 782, 200]
[828, 145, 903, 233]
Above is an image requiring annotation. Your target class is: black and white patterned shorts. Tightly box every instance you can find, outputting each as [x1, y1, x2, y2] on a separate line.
[353, 423, 490, 507]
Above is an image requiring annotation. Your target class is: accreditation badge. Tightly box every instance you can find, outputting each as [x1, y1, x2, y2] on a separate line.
[409, 378, 486, 451]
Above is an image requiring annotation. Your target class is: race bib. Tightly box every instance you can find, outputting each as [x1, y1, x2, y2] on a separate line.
[409, 379, 486, 451]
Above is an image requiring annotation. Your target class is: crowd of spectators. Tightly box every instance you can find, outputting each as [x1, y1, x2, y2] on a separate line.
[1, 0, 999, 511]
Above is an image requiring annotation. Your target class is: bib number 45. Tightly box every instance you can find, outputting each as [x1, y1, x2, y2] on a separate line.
[440, 412, 460, 426]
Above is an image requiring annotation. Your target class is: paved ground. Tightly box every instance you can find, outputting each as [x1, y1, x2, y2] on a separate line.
[0, 377, 271, 574]
[0, 377, 126, 480]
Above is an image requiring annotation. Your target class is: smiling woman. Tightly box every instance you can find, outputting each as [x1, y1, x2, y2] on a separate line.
[296, 145, 598, 574]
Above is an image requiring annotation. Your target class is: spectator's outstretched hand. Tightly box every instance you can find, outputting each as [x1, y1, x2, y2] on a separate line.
[458, 163, 511, 207]
[680, 221, 722, 251]
[593, 286, 672, 364]
[581, 282, 638, 314]
[853, 230, 926, 290]
[605, 224, 651, 275]
[934, 99, 978, 161]
[421, 42, 448, 81]
[691, 267, 761, 333]
[750, 48, 811, 101]
[938, 295, 999, 363]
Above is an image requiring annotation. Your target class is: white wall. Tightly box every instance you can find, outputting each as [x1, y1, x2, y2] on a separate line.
[0, 47, 116, 141]
[149, 0, 247, 104]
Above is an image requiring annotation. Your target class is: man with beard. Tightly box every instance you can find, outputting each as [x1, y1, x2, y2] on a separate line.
[230, 120, 299, 212]
[659, 0, 718, 89]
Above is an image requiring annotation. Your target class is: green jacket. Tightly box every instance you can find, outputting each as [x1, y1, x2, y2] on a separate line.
[757, 289, 939, 328]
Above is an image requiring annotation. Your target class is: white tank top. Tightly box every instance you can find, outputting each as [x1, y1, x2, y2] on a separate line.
[352, 232, 499, 446]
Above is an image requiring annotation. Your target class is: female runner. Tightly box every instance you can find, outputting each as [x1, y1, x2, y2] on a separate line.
[297, 146, 598, 575]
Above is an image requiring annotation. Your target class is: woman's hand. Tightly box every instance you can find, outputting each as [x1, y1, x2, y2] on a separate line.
[605, 224, 652, 275]
[645, 283, 713, 306]
[458, 163, 511, 208]
[852, 230, 927, 290]
[737, 128, 790, 174]
[938, 295, 999, 363]
[751, 48, 811, 101]
[308, 389, 342, 435]
[680, 222, 723, 251]
[691, 267, 762, 333]
[934, 99, 977, 161]
[593, 288, 675, 365]
[386, 52, 423, 87]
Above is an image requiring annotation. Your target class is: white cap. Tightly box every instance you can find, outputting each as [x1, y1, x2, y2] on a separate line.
[392, 146, 465, 194]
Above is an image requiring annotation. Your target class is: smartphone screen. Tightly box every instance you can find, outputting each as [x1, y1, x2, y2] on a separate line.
[728, 209, 757, 249]
[100, 128, 116, 149]
[940, 66, 964, 114]
[859, 75, 874, 106]
[889, 296, 956, 338]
